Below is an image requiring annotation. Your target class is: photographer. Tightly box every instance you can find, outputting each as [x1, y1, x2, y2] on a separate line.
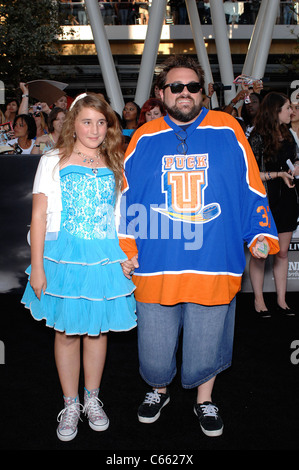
[19, 83, 51, 116]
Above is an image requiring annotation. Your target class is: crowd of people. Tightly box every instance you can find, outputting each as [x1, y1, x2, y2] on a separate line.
[58, 1, 299, 26]
[0, 83, 168, 154]
[0, 85, 68, 155]
[1, 53, 298, 443]
[204, 77, 299, 319]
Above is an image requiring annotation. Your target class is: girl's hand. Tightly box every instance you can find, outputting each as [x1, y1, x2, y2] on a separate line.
[121, 255, 139, 279]
[30, 267, 47, 300]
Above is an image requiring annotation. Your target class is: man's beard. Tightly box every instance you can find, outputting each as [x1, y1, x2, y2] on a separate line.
[164, 98, 202, 123]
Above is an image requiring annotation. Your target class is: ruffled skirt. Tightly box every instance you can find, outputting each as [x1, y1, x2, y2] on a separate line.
[21, 228, 136, 335]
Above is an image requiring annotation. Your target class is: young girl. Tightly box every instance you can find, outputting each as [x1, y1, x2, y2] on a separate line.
[21, 93, 136, 441]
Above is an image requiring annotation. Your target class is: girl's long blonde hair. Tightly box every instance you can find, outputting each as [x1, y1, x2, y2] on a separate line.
[56, 93, 124, 192]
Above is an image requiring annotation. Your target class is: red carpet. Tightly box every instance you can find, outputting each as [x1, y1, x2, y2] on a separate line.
[1, 291, 299, 452]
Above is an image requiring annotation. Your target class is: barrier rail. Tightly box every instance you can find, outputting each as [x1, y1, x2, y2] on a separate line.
[58, 1, 299, 26]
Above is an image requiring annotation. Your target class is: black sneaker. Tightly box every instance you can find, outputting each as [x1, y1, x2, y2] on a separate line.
[138, 389, 170, 423]
[194, 401, 223, 437]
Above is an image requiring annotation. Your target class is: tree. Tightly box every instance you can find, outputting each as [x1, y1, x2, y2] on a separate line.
[0, 0, 64, 91]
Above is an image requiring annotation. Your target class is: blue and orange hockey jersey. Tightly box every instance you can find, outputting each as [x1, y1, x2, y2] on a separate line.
[118, 108, 279, 306]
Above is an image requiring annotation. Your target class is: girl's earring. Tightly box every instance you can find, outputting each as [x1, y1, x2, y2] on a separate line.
[73, 132, 76, 140]
[101, 139, 106, 149]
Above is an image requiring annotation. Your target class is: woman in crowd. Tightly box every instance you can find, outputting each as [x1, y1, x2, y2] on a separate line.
[249, 92, 298, 317]
[241, 92, 262, 138]
[53, 94, 68, 112]
[121, 101, 140, 137]
[7, 114, 36, 154]
[31, 107, 66, 154]
[4, 98, 19, 123]
[137, 98, 166, 127]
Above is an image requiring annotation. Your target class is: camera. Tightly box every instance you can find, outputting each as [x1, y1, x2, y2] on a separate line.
[32, 105, 42, 113]
[14, 144, 23, 154]
[212, 83, 232, 92]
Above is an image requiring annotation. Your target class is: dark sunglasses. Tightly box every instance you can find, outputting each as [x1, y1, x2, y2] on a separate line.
[163, 82, 202, 94]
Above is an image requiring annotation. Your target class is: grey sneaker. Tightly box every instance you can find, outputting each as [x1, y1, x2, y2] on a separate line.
[194, 401, 224, 437]
[138, 389, 170, 423]
[56, 396, 82, 442]
[83, 388, 109, 431]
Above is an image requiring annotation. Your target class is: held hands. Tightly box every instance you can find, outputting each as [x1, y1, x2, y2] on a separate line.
[121, 255, 139, 279]
[252, 235, 270, 259]
[29, 267, 47, 300]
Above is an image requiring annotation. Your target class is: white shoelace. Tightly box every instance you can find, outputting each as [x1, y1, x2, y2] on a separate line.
[200, 403, 219, 418]
[83, 396, 106, 421]
[143, 389, 162, 406]
[57, 403, 83, 430]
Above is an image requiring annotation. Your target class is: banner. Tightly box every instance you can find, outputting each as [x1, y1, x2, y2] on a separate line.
[0, 154, 298, 294]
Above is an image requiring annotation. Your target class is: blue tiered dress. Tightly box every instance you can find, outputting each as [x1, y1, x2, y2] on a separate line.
[22, 164, 137, 335]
